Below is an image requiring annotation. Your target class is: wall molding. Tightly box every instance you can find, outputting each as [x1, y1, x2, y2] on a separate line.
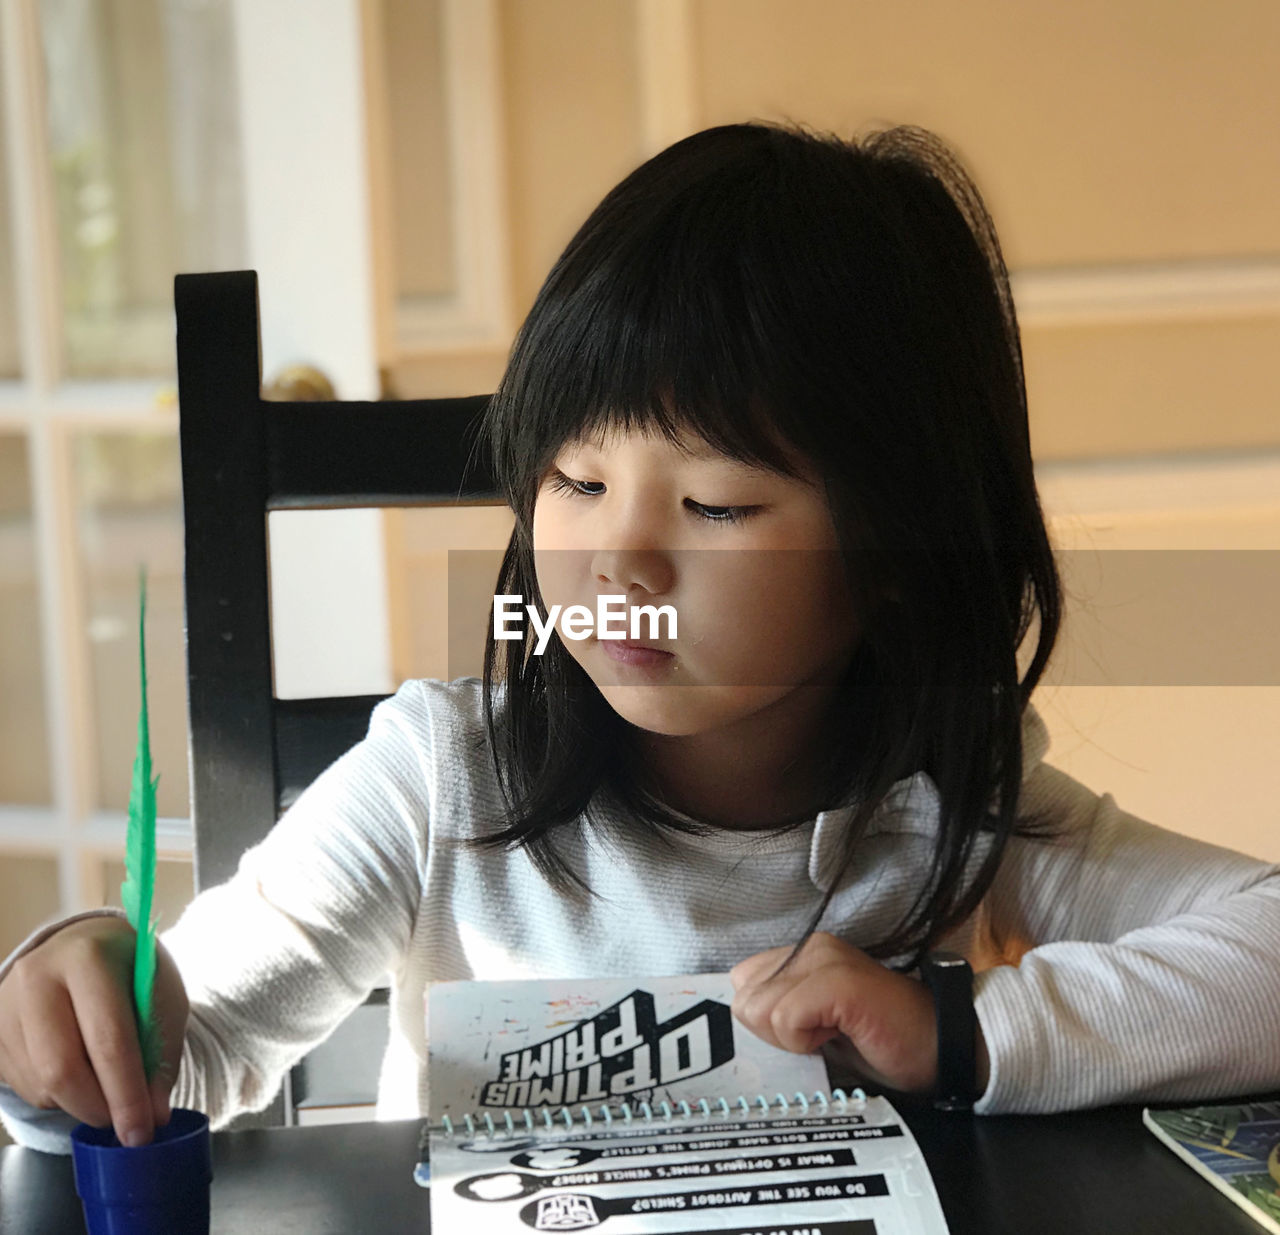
[1012, 257, 1280, 328]
[1036, 446, 1280, 520]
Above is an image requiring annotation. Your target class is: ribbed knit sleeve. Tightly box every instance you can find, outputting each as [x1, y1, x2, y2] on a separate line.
[163, 685, 430, 1128]
[973, 765, 1280, 1114]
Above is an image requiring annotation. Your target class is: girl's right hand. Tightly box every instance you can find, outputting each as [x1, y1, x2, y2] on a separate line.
[0, 915, 189, 1146]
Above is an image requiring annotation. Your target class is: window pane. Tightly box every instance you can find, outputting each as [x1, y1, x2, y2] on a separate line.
[0, 435, 52, 804]
[74, 430, 189, 817]
[0, 855, 60, 959]
[0, 38, 20, 379]
[37, 0, 246, 378]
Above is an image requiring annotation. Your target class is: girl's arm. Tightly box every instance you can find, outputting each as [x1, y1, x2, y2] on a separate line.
[164, 687, 430, 1127]
[971, 761, 1280, 1113]
[731, 761, 1279, 1117]
[0, 682, 432, 1148]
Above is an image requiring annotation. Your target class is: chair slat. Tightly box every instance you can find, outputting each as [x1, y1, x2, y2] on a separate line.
[274, 695, 390, 812]
[264, 396, 498, 508]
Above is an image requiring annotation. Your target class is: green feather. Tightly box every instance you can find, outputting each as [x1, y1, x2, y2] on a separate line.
[122, 567, 162, 1079]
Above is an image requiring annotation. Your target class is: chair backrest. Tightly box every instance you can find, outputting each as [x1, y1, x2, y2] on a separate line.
[175, 270, 499, 894]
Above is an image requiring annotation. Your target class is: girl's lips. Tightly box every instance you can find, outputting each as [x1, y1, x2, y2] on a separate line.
[598, 638, 674, 668]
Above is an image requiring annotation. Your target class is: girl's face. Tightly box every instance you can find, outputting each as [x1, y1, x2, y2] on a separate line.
[531, 424, 860, 738]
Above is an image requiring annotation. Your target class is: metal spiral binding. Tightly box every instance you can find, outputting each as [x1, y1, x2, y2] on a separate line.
[427, 1087, 868, 1141]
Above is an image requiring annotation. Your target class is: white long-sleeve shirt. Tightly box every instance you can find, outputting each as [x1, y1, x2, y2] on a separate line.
[3, 675, 1279, 1153]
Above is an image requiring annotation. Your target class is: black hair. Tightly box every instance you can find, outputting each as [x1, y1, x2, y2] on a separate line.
[472, 119, 1065, 974]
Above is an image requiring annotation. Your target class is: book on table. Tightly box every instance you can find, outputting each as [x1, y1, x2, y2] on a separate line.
[417, 971, 950, 1233]
[1144, 1099, 1280, 1235]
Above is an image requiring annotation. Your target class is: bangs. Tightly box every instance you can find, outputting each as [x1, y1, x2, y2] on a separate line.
[486, 127, 834, 516]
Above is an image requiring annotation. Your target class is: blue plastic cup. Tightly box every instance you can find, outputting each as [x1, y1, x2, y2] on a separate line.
[70, 1107, 212, 1235]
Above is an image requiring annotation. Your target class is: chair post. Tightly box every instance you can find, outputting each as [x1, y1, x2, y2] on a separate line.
[175, 271, 277, 895]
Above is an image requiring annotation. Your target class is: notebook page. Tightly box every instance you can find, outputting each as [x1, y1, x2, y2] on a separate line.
[424, 973, 950, 1233]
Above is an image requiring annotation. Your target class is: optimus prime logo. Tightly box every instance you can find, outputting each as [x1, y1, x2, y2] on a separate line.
[479, 989, 734, 1109]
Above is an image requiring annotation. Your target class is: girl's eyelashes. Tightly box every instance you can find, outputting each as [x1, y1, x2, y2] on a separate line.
[544, 468, 760, 526]
[545, 469, 598, 498]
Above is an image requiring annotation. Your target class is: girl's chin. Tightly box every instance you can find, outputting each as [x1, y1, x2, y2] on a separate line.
[582, 682, 698, 737]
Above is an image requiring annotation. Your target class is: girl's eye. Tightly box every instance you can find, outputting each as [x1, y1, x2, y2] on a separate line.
[544, 469, 758, 526]
[688, 501, 753, 525]
[546, 470, 603, 499]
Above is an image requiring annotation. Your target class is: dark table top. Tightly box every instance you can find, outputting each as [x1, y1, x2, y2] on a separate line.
[1, 1095, 1272, 1234]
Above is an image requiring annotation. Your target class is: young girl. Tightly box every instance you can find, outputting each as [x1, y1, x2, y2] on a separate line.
[1, 120, 1278, 1154]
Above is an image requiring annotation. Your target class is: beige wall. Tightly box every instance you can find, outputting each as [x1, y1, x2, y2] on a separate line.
[694, 0, 1280, 266]
[1024, 316, 1280, 459]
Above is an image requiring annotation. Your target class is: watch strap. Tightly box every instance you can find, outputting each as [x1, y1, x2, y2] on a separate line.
[920, 950, 977, 1111]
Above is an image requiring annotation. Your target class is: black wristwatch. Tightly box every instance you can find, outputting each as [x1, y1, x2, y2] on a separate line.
[919, 951, 978, 1111]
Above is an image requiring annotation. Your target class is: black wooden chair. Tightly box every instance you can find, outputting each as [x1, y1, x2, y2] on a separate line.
[174, 269, 499, 1127]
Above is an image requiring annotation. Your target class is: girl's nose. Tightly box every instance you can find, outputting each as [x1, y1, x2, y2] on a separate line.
[584, 482, 677, 594]
[591, 546, 674, 597]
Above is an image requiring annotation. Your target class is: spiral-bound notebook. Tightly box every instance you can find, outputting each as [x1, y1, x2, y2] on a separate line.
[417, 972, 950, 1233]
[1143, 1100, 1280, 1234]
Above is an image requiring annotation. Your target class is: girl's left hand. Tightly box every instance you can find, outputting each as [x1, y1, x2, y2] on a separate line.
[730, 931, 988, 1096]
